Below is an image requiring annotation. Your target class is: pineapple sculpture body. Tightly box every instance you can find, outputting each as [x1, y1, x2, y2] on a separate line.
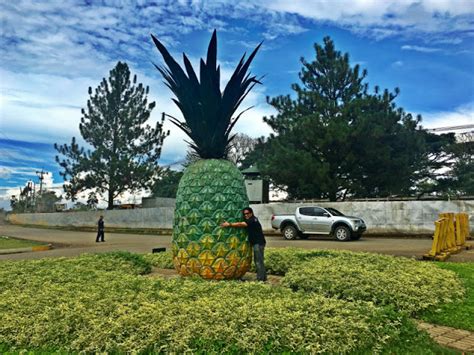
[152, 30, 261, 279]
[174, 159, 251, 279]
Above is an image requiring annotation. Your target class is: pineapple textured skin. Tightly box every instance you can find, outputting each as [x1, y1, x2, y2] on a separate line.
[173, 159, 252, 279]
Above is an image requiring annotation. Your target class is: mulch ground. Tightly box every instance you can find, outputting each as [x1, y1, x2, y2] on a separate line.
[146, 267, 282, 285]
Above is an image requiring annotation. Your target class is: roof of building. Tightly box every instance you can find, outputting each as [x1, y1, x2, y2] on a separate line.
[241, 165, 260, 174]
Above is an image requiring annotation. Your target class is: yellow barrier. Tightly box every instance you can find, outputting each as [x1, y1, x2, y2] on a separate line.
[455, 213, 470, 246]
[425, 212, 471, 261]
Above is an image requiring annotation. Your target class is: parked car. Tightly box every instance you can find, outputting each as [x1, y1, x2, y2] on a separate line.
[271, 206, 367, 241]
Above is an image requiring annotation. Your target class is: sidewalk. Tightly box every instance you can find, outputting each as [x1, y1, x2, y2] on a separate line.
[417, 321, 474, 353]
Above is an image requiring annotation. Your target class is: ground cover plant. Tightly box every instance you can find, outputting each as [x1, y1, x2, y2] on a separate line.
[0, 250, 466, 353]
[140, 248, 466, 316]
[145, 247, 464, 317]
[420, 262, 474, 331]
[281, 250, 464, 315]
[1, 252, 400, 353]
[143, 250, 174, 269]
[0, 236, 45, 250]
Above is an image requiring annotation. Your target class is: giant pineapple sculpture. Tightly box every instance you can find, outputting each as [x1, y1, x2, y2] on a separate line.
[152, 30, 261, 279]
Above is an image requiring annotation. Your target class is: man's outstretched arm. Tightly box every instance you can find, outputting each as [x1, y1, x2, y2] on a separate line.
[220, 221, 247, 228]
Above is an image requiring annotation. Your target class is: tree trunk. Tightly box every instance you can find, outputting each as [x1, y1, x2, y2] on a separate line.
[107, 189, 114, 210]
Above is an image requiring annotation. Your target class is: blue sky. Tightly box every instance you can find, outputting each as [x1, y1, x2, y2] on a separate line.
[1, 0, 473, 208]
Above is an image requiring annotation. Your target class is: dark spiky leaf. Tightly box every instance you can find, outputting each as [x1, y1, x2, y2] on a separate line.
[151, 30, 262, 159]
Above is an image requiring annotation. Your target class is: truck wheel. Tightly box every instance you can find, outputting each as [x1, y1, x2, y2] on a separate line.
[282, 225, 298, 240]
[334, 225, 351, 242]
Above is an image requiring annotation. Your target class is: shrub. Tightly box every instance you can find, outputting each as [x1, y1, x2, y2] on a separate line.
[282, 251, 464, 315]
[263, 247, 337, 275]
[143, 251, 174, 269]
[94, 251, 152, 274]
[0, 254, 402, 353]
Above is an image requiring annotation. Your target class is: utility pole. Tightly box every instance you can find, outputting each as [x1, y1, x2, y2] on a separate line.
[36, 169, 46, 195]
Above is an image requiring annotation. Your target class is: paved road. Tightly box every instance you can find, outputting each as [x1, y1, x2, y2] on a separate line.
[1, 225, 473, 262]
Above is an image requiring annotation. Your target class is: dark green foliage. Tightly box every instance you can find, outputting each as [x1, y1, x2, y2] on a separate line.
[345, 91, 428, 197]
[411, 132, 456, 196]
[414, 132, 473, 197]
[150, 168, 183, 198]
[450, 134, 474, 195]
[151, 30, 261, 159]
[143, 251, 175, 269]
[95, 251, 152, 275]
[55, 62, 169, 209]
[256, 37, 440, 200]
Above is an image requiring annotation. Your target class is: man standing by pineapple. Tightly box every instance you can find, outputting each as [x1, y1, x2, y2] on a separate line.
[221, 208, 267, 282]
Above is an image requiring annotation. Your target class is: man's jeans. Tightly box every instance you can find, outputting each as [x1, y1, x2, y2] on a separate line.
[252, 243, 267, 281]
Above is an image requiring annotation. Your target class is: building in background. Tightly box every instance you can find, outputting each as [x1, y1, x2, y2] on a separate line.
[241, 166, 269, 204]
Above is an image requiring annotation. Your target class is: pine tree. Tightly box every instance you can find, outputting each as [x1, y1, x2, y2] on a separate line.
[259, 37, 428, 200]
[55, 62, 169, 209]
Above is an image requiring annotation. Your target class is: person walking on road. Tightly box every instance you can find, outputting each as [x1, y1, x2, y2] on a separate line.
[220, 207, 267, 281]
[96, 215, 105, 242]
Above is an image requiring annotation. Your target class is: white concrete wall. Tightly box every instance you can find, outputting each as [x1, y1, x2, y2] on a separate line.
[5, 200, 473, 236]
[6, 207, 174, 229]
[251, 200, 473, 234]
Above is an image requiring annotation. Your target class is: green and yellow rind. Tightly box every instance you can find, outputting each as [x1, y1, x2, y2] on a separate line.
[172, 159, 251, 279]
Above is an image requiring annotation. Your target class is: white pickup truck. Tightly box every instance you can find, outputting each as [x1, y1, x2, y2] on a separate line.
[271, 206, 367, 241]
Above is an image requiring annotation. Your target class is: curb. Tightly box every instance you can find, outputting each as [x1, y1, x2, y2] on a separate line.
[0, 244, 53, 255]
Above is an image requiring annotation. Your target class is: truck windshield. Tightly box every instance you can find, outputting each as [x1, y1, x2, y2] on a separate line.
[326, 208, 345, 216]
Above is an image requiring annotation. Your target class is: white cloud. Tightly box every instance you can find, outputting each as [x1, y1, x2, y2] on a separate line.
[0, 148, 50, 165]
[0, 68, 96, 143]
[0, 45, 272, 167]
[258, 0, 474, 41]
[0, 167, 12, 179]
[420, 102, 474, 130]
[401, 45, 441, 53]
[0, 167, 40, 178]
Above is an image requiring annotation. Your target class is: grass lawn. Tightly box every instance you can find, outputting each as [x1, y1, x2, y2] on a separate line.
[0, 236, 45, 250]
[420, 261, 474, 332]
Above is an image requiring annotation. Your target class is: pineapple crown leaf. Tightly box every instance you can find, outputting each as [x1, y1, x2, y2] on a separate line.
[151, 29, 262, 159]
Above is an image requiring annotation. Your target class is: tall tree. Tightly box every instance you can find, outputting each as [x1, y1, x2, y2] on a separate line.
[55, 62, 169, 209]
[260, 37, 434, 201]
[411, 131, 456, 196]
[450, 132, 474, 195]
[260, 37, 366, 200]
[150, 168, 183, 198]
[258, 37, 430, 200]
[227, 133, 257, 167]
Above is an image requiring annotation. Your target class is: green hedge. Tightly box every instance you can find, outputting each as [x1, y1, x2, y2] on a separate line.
[140, 248, 464, 315]
[0, 250, 464, 352]
[264, 247, 338, 275]
[143, 250, 174, 269]
[0, 253, 400, 353]
[282, 251, 464, 315]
